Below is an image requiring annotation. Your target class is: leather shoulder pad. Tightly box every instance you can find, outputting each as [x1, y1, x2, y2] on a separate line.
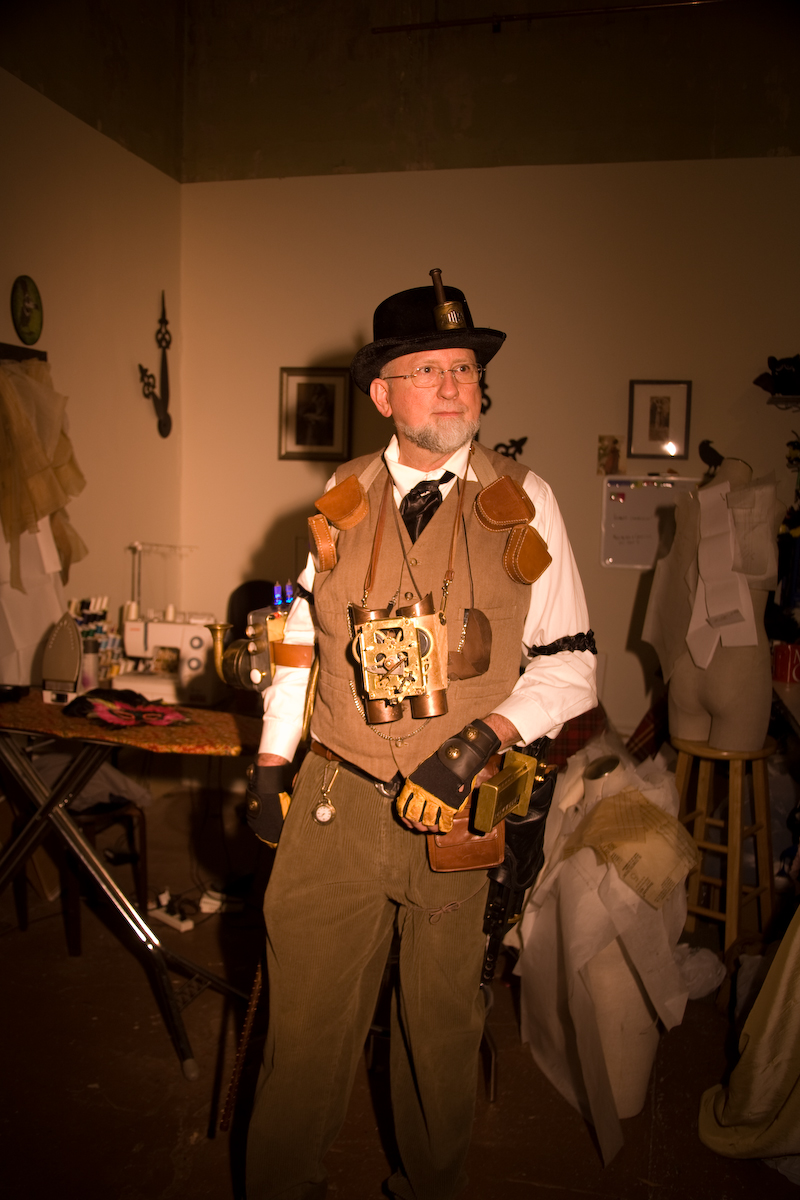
[474, 476, 535, 531]
[503, 525, 552, 584]
[315, 475, 368, 530]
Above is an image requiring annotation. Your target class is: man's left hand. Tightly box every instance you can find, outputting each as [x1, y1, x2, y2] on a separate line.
[397, 717, 505, 833]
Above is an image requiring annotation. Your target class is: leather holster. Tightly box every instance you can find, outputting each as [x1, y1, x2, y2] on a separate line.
[426, 802, 505, 872]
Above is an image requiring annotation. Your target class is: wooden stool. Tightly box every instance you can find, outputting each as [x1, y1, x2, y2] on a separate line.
[672, 737, 775, 951]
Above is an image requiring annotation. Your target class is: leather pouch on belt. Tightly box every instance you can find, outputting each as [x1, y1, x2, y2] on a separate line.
[427, 804, 505, 872]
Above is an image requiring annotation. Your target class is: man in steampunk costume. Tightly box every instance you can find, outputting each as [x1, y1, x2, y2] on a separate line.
[246, 270, 597, 1200]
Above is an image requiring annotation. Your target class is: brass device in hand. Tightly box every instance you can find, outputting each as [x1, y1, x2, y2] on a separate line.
[472, 749, 546, 833]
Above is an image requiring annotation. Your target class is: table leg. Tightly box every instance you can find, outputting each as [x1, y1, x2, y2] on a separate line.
[0, 734, 248, 1078]
[0, 740, 112, 894]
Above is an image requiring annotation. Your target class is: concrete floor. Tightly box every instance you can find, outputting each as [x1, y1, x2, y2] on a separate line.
[2, 778, 797, 1200]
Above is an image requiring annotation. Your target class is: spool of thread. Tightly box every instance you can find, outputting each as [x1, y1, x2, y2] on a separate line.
[165, 603, 176, 622]
[81, 637, 100, 692]
[124, 600, 139, 621]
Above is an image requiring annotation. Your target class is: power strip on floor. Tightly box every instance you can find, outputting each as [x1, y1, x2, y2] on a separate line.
[148, 906, 195, 933]
[198, 889, 245, 914]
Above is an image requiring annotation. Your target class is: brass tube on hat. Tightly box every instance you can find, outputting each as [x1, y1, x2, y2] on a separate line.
[429, 268, 466, 333]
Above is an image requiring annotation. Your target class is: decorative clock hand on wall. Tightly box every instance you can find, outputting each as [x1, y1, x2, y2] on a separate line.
[494, 436, 528, 461]
[138, 292, 172, 437]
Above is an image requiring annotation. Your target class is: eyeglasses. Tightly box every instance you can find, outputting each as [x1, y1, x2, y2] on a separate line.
[381, 363, 483, 389]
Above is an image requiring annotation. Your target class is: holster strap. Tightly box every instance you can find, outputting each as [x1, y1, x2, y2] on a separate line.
[308, 513, 338, 572]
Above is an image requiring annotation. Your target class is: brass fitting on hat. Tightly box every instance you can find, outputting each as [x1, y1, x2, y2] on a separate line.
[429, 268, 466, 333]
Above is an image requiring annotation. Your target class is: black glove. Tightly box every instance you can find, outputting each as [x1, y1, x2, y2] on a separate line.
[245, 761, 295, 845]
[396, 719, 501, 831]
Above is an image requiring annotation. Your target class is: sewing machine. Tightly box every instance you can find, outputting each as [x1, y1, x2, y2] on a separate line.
[112, 614, 220, 705]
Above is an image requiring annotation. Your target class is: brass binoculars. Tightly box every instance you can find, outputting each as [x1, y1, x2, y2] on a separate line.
[350, 593, 449, 724]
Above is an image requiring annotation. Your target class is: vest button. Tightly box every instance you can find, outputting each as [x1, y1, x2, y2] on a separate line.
[408, 558, 418, 566]
[404, 592, 414, 600]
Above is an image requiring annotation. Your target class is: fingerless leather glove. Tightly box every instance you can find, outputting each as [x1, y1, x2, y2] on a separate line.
[245, 762, 295, 846]
[396, 719, 501, 832]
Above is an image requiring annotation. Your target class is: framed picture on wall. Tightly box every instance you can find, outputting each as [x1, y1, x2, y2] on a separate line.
[627, 380, 692, 459]
[279, 367, 351, 461]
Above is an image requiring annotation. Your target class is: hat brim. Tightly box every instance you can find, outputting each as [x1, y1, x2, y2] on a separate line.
[350, 327, 506, 394]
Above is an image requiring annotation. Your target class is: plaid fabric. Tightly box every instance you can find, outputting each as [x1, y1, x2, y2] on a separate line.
[546, 703, 608, 769]
[625, 693, 669, 762]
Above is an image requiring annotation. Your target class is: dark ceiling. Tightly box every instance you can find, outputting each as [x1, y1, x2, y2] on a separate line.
[1, 0, 797, 182]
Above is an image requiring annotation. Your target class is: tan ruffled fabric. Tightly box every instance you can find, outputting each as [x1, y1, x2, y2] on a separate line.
[0, 359, 88, 591]
[698, 903, 800, 1159]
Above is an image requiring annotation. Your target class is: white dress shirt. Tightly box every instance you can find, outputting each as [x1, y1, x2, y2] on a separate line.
[259, 436, 597, 760]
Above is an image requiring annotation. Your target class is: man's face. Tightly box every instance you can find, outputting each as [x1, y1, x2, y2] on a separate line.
[369, 347, 482, 462]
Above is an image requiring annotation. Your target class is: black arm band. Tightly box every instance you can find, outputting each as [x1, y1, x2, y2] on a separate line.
[525, 629, 597, 658]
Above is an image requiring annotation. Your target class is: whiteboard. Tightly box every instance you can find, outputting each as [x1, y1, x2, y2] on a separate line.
[600, 476, 699, 569]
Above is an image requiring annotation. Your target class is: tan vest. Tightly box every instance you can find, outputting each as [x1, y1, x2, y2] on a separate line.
[311, 444, 534, 780]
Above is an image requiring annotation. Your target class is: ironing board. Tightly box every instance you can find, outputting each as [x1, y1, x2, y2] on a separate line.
[0, 688, 262, 1079]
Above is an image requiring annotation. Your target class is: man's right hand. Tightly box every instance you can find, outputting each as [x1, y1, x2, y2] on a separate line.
[246, 756, 294, 845]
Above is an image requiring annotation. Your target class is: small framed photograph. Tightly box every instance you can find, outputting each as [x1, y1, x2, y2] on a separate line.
[279, 367, 351, 460]
[627, 380, 692, 460]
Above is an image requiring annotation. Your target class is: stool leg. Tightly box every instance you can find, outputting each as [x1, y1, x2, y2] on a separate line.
[685, 757, 713, 931]
[726, 761, 744, 952]
[675, 752, 693, 821]
[751, 758, 774, 935]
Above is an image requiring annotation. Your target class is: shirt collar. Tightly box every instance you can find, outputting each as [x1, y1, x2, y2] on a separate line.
[383, 436, 474, 501]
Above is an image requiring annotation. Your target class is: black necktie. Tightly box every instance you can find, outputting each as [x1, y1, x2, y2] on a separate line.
[399, 471, 455, 543]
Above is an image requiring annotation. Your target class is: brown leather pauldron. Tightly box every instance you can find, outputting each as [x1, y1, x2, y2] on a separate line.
[473, 475, 552, 585]
[307, 470, 552, 585]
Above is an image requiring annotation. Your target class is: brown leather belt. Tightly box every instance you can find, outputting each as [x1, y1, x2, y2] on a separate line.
[309, 740, 404, 798]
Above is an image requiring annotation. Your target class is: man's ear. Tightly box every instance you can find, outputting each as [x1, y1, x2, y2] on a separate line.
[370, 377, 392, 419]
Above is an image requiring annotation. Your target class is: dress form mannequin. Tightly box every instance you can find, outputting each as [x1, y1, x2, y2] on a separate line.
[643, 458, 783, 752]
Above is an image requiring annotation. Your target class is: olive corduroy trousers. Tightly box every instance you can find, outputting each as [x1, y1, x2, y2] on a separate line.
[246, 751, 489, 1200]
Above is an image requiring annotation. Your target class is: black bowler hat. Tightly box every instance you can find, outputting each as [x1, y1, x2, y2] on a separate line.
[350, 269, 506, 394]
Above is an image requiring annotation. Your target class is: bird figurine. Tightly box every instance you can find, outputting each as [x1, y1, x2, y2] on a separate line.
[698, 440, 724, 478]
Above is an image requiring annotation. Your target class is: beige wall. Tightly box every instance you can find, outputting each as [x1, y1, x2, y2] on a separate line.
[3, 67, 800, 736]
[181, 159, 800, 733]
[0, 70, 183, 620]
